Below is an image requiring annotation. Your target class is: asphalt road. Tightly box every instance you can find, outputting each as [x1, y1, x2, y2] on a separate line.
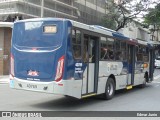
[1, 80, 160, 111]
[0, 69, 160, 118]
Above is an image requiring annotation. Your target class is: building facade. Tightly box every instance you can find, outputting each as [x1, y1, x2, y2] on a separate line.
[0, 0, 108, 25]
[0, 22, 12, 75]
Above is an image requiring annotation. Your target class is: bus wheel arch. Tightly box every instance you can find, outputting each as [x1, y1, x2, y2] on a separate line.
[109, 74, 116, 87]
[103, 75, 116, 100]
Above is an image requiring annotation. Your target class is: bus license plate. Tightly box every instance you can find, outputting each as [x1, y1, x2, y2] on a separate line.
[26, 84, 37, 89]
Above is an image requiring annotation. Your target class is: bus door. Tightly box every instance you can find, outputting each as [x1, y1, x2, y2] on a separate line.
[127, 45, 136, 85]
[82, 35, 99, 95]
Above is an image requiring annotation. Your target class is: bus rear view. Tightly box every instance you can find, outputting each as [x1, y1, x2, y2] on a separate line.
[10, 18, 69, 95]
[10, 18, 153, 100]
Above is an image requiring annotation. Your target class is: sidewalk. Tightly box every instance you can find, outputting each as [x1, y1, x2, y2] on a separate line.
[0, 75, 9, 84]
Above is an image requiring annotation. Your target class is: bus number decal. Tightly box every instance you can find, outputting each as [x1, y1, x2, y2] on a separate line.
[107, 63, 118, 73]
[75, 63, 83, 73]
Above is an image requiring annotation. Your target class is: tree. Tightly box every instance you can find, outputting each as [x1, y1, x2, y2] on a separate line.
[144, 3, 160, 41]
[103, 0, 158, 31]
[144, 3, 160, 29]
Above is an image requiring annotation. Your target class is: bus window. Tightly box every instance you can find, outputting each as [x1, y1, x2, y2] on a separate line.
[100, 37, 108, 60]
[107, 38, 114, 50]
[115, 40, 120, 51]
[115, 41, 127, 61]
[100, 37, 115, 60]
[108, 50, 114, 60]
[121, 42, 127, 61]
[107, 37, 115, 60]
[115, 51, 122, 60]
[83, 37, 88, 62]
[73, 45, 81, 59]
[88, 39, 95, 63]
[136, 46, 143, 61]
[143, 47, 149, 62]
[121, 42, 127, 51]
[13, 21, 62, 48]
[72, 29, 81, 59]
[136, 45, 149, 62]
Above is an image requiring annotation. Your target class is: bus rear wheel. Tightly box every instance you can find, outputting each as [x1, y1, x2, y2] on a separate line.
[103, 78, 115, 100]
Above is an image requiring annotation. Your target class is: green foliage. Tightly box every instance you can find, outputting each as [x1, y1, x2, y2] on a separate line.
[101, 16, 117, 30]
[144, 3, 160, 28]
[101, 0, 157, 31]
[101, 14, 117, 30]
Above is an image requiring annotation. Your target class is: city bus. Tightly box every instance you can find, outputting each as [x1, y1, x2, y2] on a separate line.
[10, 18, 154, 99]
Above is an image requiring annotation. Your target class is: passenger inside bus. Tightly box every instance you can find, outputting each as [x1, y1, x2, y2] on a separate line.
[115, 51, 123, 60]
[108, 50, 114, 60]
[73, 47, 81, 59]
[101, 48, 109, 59]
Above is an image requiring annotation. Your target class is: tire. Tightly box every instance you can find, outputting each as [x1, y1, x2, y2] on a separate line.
[103, 78, 115, 100]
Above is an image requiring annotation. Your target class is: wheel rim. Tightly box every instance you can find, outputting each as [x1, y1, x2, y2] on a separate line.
[107, 82, 114, 96]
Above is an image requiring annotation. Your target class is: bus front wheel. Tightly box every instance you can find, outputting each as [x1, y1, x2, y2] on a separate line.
[103, 78, 115, 100]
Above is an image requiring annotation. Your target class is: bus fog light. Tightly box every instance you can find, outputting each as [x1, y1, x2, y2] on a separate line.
[43, 86, 48, 90]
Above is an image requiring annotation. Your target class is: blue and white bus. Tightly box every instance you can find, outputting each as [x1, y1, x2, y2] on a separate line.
[10, 18, 154, 99]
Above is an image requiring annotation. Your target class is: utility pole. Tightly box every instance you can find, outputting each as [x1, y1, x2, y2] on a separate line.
[41, 0, 44, 18]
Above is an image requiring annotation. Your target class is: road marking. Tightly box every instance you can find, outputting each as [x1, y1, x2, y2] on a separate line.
[0, 81, 9, 84]
[154, 74, 160, 80]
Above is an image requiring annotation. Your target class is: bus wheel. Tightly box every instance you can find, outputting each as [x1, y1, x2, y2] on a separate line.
[103, 78, 115, 100]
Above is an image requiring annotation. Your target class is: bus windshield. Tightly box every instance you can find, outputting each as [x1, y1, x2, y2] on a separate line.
[12, 21, 63, 48]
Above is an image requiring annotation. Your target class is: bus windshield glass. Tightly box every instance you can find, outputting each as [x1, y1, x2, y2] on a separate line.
[12, 21, 63, 48]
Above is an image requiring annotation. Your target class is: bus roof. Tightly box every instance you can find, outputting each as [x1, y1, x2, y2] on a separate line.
[0, 22, 13, 28]
[70, 20, 114, 37]
[14, 18, 151, 46]
[15, 18, 119, 39]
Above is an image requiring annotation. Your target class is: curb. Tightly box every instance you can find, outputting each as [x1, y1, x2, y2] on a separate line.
[0, 81, 9, 84]
[0, 76, 9, 84]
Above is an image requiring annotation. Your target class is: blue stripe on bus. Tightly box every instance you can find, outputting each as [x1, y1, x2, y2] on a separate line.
[112, 32, 129, 41]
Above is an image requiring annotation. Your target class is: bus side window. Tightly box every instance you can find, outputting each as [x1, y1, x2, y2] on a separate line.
[72, 29, 81, 59]
[107, 37, 115, 60]
[115, 51, 122, 60]
[108, 50, 114, 60]
[115, 41, 127, 61]
[100, 37, 108, 60]
[89, 39, 95, 63]
[136, 46, 144, 62]
[83, 40, 88, 62]
[143, 47, 149, 62]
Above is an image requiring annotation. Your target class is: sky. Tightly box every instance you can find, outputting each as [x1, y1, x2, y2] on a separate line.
[128, 0, 160, 22]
